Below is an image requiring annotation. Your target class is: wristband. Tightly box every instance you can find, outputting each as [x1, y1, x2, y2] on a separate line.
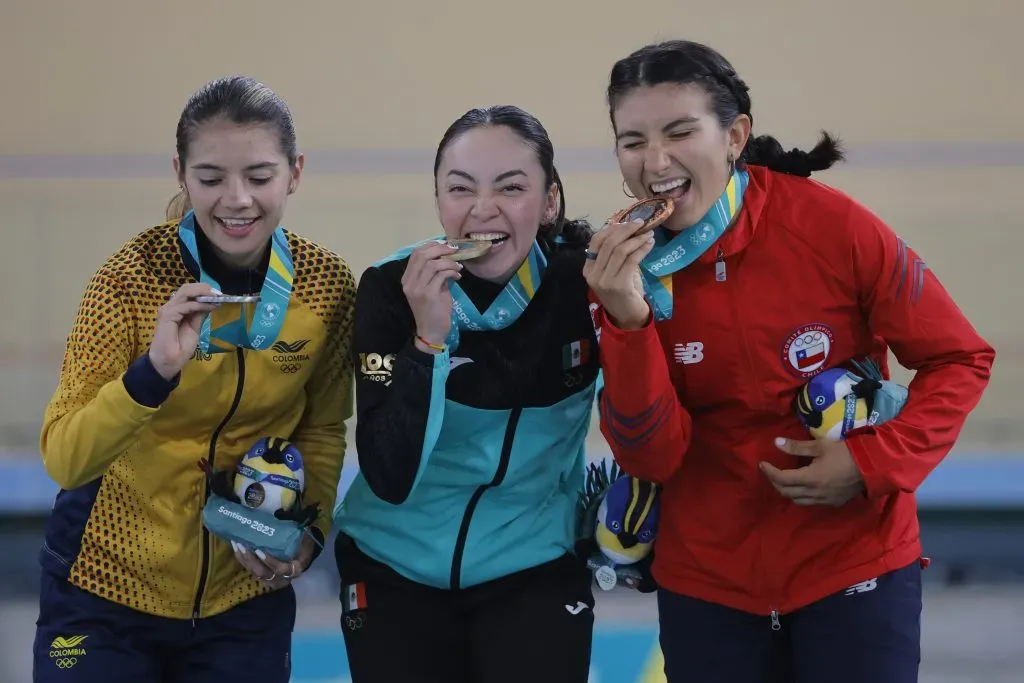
[415, 335, 446, 352]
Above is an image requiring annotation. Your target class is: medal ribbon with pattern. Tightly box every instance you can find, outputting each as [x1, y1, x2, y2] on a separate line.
[639, 168, 749, 321]
[376, 237, 547, 351]
[177, 210, 294, 354]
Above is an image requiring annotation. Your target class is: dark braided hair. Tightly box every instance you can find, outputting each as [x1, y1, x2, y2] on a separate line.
[607, 40, 844, 177]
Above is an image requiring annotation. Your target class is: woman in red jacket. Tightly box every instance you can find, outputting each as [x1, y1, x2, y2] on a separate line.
[584, 39, 995, 683]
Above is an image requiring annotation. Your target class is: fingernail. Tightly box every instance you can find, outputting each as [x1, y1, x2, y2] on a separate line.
[211, 288, 223, 295]
[237, 544, 247, 555]
[230, 541, 238, 553]
[254, 549, 267, 561]
[632, 218, 644, 225]
[775, 437, 786, 447]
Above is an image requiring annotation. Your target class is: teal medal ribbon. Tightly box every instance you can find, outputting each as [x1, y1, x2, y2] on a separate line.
[639, 168, 749, 321]
[235, 463, 302, 494]
[376, 237, 547, 351]
[177, 210, 294, 354]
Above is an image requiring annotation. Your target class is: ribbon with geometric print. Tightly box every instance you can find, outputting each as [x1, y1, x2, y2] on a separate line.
[375, 237, 547, 351]
[177, 210, 294, 354]
[639, 168, 749, 321]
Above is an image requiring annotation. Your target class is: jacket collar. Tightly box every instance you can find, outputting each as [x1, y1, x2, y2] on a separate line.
[695, 163, 771, 264]
[178, 221, 270, 295]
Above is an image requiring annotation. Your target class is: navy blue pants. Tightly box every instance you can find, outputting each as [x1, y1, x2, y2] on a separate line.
[32, 570, 296, 683]
[658, 562, 923, 683]
[335, 533, 596, 683]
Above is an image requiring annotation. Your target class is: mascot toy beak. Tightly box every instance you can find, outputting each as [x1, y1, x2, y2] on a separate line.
[616, 531, 639, 549]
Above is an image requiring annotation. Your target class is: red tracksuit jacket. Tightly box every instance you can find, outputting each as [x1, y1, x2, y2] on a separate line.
[591, 164, 995, 618]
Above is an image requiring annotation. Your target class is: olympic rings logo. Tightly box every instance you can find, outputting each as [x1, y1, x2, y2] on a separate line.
[278, 364, 301, 374]
[563, 371, 584, 388]
[54, 658, 78, 669]
[795, 331, 824, 347]
[344, 613, 366, 630]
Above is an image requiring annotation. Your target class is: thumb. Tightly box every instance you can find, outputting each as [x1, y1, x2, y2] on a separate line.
[774, 437, 822, 457]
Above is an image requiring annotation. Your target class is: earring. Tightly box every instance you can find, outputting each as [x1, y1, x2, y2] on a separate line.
[727, 155, 736, 177]
[622, 180, 636, 199]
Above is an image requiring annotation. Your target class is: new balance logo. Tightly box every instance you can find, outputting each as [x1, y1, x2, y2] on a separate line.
[565, 601, 589, 615]
[272, 339, 311, 354]
[673, 341, 705, 364]
[845, 578, 878, 596]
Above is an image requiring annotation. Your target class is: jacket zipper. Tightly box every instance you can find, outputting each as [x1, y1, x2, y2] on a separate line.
[192, 347, 246, 624]
[717, 246, 780, 629]
[449, 407, 523, 590]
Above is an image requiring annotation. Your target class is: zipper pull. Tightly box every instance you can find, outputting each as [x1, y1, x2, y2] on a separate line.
[715, 246, 727, 282]
[770, 609, 781, 631]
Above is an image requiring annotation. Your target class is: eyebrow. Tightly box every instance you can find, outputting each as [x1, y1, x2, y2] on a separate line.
[446, 169, 528, 183]
[615, 116, 701, 141]
[190, 162, 279, 172]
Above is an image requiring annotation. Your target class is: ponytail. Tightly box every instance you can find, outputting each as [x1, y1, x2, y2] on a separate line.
[741, 130, 845, 178]
[539, 166, 595, 248]
[165, 189, 191, 221]
[555, 218, 596, 246]
[606, 41, 847, 179]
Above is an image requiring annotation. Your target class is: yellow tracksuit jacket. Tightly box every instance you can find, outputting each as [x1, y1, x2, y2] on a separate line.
[38, 219, 355, 620]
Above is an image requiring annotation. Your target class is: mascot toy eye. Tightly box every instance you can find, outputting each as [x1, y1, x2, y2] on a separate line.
[575, 459, 660, 593]
[795, 357, 909, 441]
[197, 436, 322, 563]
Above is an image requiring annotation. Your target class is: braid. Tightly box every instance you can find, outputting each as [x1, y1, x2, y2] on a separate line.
[715, 70, 752, 124]
[607, 40, 845, 178]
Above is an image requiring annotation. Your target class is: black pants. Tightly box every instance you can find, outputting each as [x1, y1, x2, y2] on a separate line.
[658, 561, 923, 683]
[335, 533, 595, 683]
[33, 570, 296, 683]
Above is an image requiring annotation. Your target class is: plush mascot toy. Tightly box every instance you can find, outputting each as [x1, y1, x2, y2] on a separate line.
[795, 357, 909, 440]
[198, 436, 321, 562]
[575, 459, 659, 593]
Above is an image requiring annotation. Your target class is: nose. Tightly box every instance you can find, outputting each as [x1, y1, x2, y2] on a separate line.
[222, 177, 255, 210]
[470, 192, 500, 220]
[644, 140, 672, 175]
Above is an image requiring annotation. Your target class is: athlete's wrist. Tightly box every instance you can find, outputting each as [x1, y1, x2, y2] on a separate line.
[413, 334, 446, 355]
[605, 297, 652, 331]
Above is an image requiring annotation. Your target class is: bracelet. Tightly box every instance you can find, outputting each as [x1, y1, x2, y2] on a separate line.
[415, 335, 446, 352]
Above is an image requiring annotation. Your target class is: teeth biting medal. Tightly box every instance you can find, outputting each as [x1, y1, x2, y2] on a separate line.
[442, 235, 506, 262]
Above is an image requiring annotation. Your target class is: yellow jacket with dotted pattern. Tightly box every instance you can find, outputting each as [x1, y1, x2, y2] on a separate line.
[38, 219, 355, 620]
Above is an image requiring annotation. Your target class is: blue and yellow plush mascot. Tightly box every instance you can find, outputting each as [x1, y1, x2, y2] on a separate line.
[198, 436, 321, 562]
[795, 357, 909, 441]
[576, 459, 660, 593]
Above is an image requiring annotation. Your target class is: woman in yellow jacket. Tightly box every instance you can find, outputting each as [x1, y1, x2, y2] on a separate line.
[32, 75, 356, 683]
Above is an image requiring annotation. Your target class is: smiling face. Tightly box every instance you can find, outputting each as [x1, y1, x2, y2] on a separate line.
[612, 82, 749, 231]
[435, 125, 557, 283]
[174, 117, 303, 269]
